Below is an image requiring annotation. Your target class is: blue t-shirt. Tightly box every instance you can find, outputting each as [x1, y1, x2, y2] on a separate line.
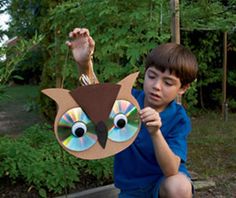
[114, 89, 191, 190]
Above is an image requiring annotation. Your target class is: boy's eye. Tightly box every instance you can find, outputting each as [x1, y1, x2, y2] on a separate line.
[148, 74, 156, 79]
[164, 80, 174, 86]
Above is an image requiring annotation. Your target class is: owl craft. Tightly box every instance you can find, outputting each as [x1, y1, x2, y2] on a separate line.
[42, 72, 141, 160]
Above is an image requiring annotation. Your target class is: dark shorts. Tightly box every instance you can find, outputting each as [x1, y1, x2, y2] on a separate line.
[118, 173, 194, 198]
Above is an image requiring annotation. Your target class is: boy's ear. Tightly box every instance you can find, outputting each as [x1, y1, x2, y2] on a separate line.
[178, 84, 190, 95]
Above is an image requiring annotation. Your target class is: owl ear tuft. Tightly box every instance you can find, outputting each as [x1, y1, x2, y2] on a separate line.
[118, 72, 139, 90]
[41, 88, 78, 113]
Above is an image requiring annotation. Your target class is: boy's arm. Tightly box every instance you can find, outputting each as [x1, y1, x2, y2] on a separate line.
[140, 107, 180, 177]
[66, 28, 99, 85]
[150, 129, 181, 177]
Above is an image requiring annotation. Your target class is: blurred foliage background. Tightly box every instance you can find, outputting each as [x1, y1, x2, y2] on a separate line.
[0, 0, 236, 197]
[0, 0, 236, 118]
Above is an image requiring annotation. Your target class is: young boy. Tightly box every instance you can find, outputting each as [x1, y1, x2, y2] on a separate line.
[67, 28, 198, 198]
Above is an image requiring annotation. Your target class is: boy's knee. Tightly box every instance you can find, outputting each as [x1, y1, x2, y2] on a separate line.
[159, 173, 192, 198]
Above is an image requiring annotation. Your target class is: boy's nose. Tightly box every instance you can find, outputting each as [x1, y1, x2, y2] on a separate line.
[153, 80, 162, 90]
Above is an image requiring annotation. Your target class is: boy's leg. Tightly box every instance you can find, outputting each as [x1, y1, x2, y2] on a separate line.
[157, 173, 193, 198]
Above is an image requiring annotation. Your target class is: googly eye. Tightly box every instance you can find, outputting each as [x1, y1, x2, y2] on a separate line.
[72, 122, 87, 137]
[114, 114, 127, 129]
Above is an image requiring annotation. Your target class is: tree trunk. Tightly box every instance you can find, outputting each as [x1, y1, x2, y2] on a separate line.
[170, 0, 181, 104]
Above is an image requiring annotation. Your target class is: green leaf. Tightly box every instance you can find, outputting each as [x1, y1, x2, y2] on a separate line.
[39, 188, 47, 198]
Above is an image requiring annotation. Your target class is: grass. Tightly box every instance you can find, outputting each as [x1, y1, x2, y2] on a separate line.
[0, 84, 40, 104]
[188, 111, 236, 177]
[0, 84, 40, 113]
[0, 85, 42, 137]
[187, 111, 236, 195]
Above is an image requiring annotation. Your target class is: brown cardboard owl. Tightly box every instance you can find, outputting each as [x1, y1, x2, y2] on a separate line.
[42, 72, 141, 160]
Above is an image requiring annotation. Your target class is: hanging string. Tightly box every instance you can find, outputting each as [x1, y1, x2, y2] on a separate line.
[61, 47, 70, 88]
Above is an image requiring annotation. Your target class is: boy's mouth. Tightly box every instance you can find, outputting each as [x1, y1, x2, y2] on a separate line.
[150, 92, 161, 100]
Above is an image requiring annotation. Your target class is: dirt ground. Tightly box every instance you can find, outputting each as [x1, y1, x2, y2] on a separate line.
[0, 97, 43, 137]
[0, 93, 235, 197]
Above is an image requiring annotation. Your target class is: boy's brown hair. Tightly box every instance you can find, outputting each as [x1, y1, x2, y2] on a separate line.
[145, 43, 198, 86]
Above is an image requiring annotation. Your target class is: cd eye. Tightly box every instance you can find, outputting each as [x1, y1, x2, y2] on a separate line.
[72, 122, 87, 137]
[57, 107, 97, 152]
[114, 114, 127, 129]
[107, 100, 140, 142]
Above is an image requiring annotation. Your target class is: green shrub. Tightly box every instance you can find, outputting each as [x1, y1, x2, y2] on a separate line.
[0, 123, 113, 197]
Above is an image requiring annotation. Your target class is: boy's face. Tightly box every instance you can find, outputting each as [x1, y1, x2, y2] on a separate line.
[143, 67, 188, 112]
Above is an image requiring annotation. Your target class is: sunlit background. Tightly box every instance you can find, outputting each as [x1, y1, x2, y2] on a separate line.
[0, 12, 10, 46]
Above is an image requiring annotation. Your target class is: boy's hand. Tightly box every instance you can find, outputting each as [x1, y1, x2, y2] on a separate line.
[66, 28, 95, 69]
[139, 107, 162, 136]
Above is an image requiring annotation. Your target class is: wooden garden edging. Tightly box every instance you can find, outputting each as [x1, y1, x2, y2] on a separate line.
[56, 179, 216, 198]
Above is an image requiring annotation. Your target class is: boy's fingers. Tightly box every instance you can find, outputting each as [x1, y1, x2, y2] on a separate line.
[140, 110, 161, 124]
[139, 107, 153, 114]
[66, 41, 74, 49]
[88, 36, 95, 47]
[65, 41, 72, 47]
[142, 115, 159, 124]
[140, 109, 156, 118]
[146, 121, 160, 126]
[69, 31, 73, 38]
[80, 28, 90, 36]
[69, 28, 80, 38]
[70, 28, 90, 38]
[68, 28, 91, 45]
[73, 28, 81, 35]
[69, 31, 79, 38]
